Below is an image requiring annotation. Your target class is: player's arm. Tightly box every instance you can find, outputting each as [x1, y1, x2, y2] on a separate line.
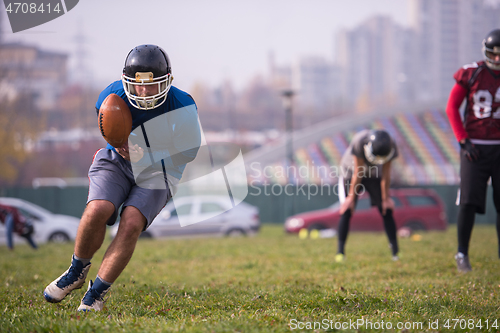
[340, 155, 364, 214]
[348, 155, 364, 197]
[445, 83, 479, 161]
[380, 160, 394, 215]
[445, 83, 468, 142]
[117, 141, 144, 163]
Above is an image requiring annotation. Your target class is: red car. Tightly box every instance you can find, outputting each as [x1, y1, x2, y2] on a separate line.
[284, 188, 447, 233]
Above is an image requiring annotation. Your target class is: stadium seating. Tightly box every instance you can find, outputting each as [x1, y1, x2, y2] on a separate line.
[246, 109, 461, 186]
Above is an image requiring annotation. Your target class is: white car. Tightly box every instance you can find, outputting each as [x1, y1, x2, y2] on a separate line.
[110, 195, 260, 239]
[0, 197, 80, 245]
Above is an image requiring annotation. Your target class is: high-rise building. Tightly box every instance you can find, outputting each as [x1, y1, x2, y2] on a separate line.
[410, 0, 500, 103]
[292, 56, 342, 119]
[335, 0, 500, 110]
[268, 52, 344, 128]
[0, 43, 68, 110]
[336, 16, 415, 111]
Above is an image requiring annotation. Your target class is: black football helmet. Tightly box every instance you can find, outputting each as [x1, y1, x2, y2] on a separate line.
[483, 29, 500, 70]
[122, 44, 173, 110]
[363, 130, 395, 165]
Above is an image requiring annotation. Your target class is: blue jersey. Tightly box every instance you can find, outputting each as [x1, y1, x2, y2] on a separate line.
[95, 80, 201, 182]
[96, 80, 196, 136]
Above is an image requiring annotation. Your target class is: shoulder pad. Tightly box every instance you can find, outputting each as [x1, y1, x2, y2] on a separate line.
[462, 62, 479, 70]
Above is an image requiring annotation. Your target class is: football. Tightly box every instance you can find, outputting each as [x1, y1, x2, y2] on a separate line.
[98, 94, 133, 147]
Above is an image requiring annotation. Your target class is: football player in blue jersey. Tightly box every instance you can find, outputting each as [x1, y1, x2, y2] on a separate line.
[43, 45, 201, 311]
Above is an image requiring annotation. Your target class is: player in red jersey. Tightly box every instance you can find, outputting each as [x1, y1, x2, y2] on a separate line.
[446, 28, 500, 273]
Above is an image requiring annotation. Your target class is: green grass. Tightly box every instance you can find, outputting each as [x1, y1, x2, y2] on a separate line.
[1, 224, 499, 332]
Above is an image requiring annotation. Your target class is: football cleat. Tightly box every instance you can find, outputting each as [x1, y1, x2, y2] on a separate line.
[43, 258, 91, 303]
[335, 253, 345, 263]
[455, 252, 472, 273]
[78, 280, 109, 312]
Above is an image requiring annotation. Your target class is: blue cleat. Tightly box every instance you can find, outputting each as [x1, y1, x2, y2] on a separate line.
[78, 280, 109, 312]
[43, 257, 91, 303]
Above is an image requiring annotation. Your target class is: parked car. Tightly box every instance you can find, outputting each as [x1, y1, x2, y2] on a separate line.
[110, 195, 260, 239]
[284, 188, 447, 234]
[0, 197, 80, 245]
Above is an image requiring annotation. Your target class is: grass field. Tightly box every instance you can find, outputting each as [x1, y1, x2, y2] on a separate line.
[0, 224, 499, 332]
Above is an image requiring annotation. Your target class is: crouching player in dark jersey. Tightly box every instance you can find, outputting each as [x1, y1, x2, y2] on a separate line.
[336, 129, 399, 262]
[446, 29, 500, 273]
[43, 45, 201, 310]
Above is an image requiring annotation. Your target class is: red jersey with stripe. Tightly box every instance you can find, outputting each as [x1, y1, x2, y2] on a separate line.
[453, 61, 500, 140]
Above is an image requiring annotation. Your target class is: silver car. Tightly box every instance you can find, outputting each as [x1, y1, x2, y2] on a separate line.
[0, 197, 80, 245]
[110, 195, 260, 239]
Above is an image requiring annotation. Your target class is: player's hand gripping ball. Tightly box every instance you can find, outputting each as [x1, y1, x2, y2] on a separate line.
[98, 94, 133, 147]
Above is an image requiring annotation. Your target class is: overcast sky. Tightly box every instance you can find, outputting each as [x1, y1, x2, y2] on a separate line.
[1, 0, 409, 91]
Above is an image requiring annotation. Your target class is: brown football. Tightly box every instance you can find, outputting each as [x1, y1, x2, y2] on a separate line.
[98, 94, 133, 147]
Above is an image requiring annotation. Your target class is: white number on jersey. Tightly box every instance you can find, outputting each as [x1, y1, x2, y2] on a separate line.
[473, 87, 500, 119]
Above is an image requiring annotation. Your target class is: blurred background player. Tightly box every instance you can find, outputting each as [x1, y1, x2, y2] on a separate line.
[336, 129, 399, 262]
[43, 44, 201, 311]
[0, 204, 37, 250]
[445, 29, 500, 273]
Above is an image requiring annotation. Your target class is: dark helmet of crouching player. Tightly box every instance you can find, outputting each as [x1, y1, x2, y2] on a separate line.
[363, 130, 395, 165]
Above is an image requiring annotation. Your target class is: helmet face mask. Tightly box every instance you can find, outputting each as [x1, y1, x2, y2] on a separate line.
[482, 29, 500, 70]
[122, 45, 173, 110]
[363, 130, 395, 165]
[123, 73, 173, 110]
[363, 141, 395, 165]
